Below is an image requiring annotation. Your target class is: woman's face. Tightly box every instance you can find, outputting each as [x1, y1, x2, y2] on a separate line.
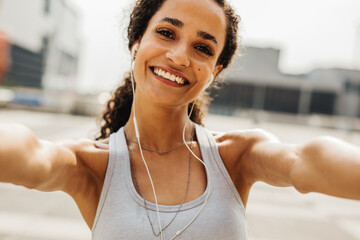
[132, 0, 226, 107]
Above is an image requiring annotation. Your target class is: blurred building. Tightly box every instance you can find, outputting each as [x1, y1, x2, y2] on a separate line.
[211, 46, 360, 118]
[0, 0, 81, 110]
[355, 23, 360, 70]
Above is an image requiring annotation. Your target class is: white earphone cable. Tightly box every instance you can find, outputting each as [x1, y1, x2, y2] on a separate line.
[169, 102, 212, 240]
[130, 44, 212, 239]
[130, 48, 164, 240]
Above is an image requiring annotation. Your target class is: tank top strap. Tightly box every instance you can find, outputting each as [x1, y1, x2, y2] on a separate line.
[92, 127, 128, 232]
[93, 125, 248, 239]
[195, 124, 245, 209]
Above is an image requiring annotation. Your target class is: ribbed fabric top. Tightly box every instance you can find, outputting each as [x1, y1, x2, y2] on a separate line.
[92, 124, 247, 239]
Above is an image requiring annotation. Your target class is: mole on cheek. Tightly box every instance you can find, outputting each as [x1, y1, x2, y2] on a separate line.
[198, 68, 201, 71]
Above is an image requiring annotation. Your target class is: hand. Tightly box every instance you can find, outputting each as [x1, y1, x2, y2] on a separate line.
[94, 138, 109, 150]
[0, 31, 11, 83]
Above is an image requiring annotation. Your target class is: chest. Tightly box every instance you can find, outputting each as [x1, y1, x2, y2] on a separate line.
[93, 197, 247, 240]
[92, 127, 249, 239]
[129, 146, 207, 205]
[92, 152, 248, 240]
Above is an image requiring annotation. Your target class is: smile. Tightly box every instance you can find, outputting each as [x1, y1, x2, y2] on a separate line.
[151, 67, 189, 85]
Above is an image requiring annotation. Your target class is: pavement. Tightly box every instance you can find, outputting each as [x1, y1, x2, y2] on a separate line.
[0, 109, 359, 240]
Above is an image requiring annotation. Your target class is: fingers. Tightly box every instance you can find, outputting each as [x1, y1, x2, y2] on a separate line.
[94, 138, 109, 150]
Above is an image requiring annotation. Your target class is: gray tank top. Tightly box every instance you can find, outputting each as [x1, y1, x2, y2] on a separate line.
[92, 124, 248, 239]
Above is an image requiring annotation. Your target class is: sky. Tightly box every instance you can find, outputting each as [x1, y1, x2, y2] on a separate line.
[70, 0, 360, 93]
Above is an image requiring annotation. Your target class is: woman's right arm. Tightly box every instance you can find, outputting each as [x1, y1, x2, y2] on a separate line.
[0, 123, 77, 193]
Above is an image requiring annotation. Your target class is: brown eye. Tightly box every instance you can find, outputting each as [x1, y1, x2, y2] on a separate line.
[156, 29, 175, 39]
[195, 45, 214, 56]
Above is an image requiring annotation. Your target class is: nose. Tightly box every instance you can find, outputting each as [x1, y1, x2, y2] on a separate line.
[165, 41, 190, 67]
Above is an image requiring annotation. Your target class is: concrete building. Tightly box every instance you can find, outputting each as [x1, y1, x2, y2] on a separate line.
[0, 0, 81, 110]
[211, 46, 360, 118]
[354, 23, 360, 70]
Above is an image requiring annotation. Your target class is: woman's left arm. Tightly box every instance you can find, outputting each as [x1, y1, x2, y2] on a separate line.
[237, 129, 360, 200]
[293, 136, 360, 199]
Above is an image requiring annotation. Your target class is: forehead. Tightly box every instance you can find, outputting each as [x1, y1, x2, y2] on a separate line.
[149, 0, 226, 44]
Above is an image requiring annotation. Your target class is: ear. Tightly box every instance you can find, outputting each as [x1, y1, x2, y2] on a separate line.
[212, 65, 223, 79]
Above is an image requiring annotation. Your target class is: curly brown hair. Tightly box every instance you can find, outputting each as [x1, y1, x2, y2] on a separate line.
[97, 0, 240, 140]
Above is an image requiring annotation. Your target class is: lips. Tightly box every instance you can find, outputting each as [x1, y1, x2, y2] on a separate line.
[150, 66, 189, 86]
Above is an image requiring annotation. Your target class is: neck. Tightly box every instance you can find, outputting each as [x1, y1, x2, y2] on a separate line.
[125, 101, 195, 151]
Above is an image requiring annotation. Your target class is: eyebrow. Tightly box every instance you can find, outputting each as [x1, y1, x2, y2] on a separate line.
[158, 17, 218, 46]
[159, 17, 184, 28]
[197, 31, 218, 46]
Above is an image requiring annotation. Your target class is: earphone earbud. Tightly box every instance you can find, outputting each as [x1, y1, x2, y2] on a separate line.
[131, 43, 139, 59]
[205, 74, 214, 88]
[132, 61, 136, 71]
[131, 43, 139, 71]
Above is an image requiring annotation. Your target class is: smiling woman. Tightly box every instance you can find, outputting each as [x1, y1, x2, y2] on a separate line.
[98, 0, 239, 137]
[94, 1, 245, 239]
[1, 0, 360, 240]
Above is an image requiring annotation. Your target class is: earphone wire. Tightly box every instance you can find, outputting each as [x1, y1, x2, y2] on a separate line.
[130, 47, 164, 240]
[169, 101, 212, 240]
[130, 44, 211, 239]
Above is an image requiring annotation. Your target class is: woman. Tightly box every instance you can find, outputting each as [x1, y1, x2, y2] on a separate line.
[0, 0, 359, 239]
[0, 31, 10, 82]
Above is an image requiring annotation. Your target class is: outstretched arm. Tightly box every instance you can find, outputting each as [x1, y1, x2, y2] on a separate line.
[0, 123, 77, 192]
[237, 129, 360, 200]
[0, 123, 110, 228]
[293, 136, 360, 199]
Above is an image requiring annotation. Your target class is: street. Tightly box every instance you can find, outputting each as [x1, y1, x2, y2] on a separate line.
[0, 109, 360, 240]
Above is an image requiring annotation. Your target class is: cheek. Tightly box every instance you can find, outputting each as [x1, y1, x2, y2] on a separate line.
[139, 34, 167, 57]
[133, 43, 160, 76]
[195, 63, 213, 83]
[134, 41, 166, 76]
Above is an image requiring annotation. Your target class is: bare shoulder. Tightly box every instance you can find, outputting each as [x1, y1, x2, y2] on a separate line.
[51, 138, 109, 228]
[54, 137, 110, 185]
[210, 128, 281, 206]
[212, 128, 279, 160]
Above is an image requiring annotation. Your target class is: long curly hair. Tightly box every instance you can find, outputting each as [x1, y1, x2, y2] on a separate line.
[96, 0, 240, 139]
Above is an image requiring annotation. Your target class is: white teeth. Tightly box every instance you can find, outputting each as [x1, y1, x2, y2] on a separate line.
[153, 67, 186, 85]
[165, 72, 171, 79]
